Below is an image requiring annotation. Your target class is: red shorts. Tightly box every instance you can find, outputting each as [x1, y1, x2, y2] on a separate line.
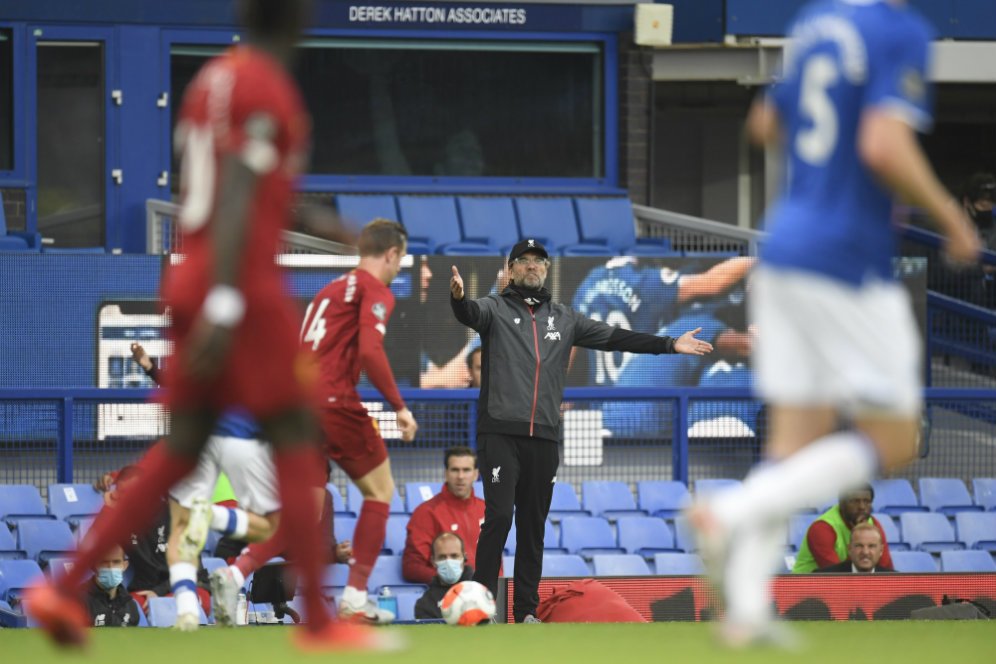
[161, 280, 309, 419]
[318, 404, 388, 481]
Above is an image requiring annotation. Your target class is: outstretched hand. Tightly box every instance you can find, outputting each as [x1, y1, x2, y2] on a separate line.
[673, 327, 714, 356]
[450, 265, 464, 300]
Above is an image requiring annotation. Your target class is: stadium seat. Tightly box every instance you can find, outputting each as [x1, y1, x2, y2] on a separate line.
[693, 479, 741, 499]
[347, 484, 406, 515]
[0, 559, 44, 603]
[396, 591, 419, 621]
[573, 197, 636, 252]
[637, 481, 690, 519]
[626, 237, 678, 257]
[502, 556, 514, 578]
[671, 516, 697, 553]
[616, 517, 678, 557]
[398, 195, 490, 255]
[334, 194, 399, 232]
[560, 244, 615, 257]
[321, 562, 349, 590]
[0, 524, 26, 559]
[541, 554, 590, 577]
[17, 520, 76, 565]
[890, 551, 938, 573]
[872, 479, 927, 516]
[75, 517, 95, 546]
[473, 482, 484, 500]
[592, 553, 652, 577]
[872, 513, 907, 551]
[384, 515, 409, 555]
[955, 513, 996, 552]
[654, 552, 705, 575]
[559, 516, 623, 558]
[201, 556, 227, 576]
[581, 481, 646, 520]
[404, 481, 442, 513]
[0, 485, 52, 525]
[548, 482, 588, 522]
[788, 514, 819, 552]
[326, 484, 352, 517]
[367, 556, 425, 594]
[457, 196, 520, 253]
[506, 519, 562, 555]
[940, 550, 996, 573]
[514, 197, 606, 255]
[333, 516, 357, 547]
[47, 484, 103, 527]
[918, 478, 982, 515]
[147, 596, 208, 628]
[972, 478, 996, 511]
[47, 556, 90, 586]
[899, 513, 963, 552]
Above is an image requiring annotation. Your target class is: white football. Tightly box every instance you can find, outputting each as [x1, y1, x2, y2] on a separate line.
[439, 580, 497, 626]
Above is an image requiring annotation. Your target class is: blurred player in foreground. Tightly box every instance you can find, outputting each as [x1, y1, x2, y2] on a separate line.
[689, 0, 979, 647]
[300, 218, 418, 622]
[28, 0, 392, 651]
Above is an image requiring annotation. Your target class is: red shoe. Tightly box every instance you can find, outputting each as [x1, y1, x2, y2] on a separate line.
[25, 584, 89, 648]
[292, 621, 406, 653]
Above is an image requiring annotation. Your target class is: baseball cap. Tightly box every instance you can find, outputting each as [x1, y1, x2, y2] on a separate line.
[508, 238, 549, 264]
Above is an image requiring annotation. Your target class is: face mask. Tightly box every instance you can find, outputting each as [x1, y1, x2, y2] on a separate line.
[96, 567, 124, 590]
[435, 558, 464, 585]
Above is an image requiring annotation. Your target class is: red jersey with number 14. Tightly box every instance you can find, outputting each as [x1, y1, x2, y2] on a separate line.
[302, 268, 405, 412]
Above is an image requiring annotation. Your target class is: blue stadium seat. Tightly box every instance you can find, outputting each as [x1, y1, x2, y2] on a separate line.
[541, 554, 589, 577]
[0, 485, 52, 525]
[47, 484, 104, 527]
[788, 514, 819, 552]
[322, 562, 349, 590]
[560, 244, 615, 257]
[17, 520, 75, 565]
[201, 556, 227, 576]
[637, 481, 690, 519]
[147, 596, 208, 628]
[654, 552, 705, 575]
[0, 524, 26, 559]
[474, 482, 484, 500]
[0, 559, 44, 603]
[48, 557, 90, 586]
[592, 554, 651, 577]
[872, 479, 927, 516]
[347, 484, 406, 515]
[384, 515, 409, 555]
[502, 556, 514, 577]
[954, 513, 996, 552]
[396, 591, 419, 621]
[514, 197, 606, 255]
[326, 484, 352, 517]
[506, 519, 562, 555]
[940, 550, 996, 573]
[918, 478, 982, 515]
[616, 517, 677, 557]
[890, 551, 938, 573]
[333, 516, 357, 547]
[367, 556, 425, 594]
[581, 481, 646, 520]
[548, 482, 588, 522]
[457, 196, 520, 253]
[693, 478, 741, 499]
[559, 516, 623, 558]
[573, 197, 636, 252]
[899, 513, 963, 552]
[334, 194, 399, 232]
[405, 482, 442, 513]
[872, 513, 907, 551]
[671, 516, 697, 553]
[972, 478, 996, 511]
[626, 237, 678, 257]
[397, 195, 493, 255]
[75, 517, 95, 546]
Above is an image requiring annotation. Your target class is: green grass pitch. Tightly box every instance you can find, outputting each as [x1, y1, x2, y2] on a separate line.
[2, 622, 994, 664]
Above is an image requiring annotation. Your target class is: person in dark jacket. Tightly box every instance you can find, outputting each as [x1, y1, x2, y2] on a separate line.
[84, 545, 142, 627]
[813, 523, 894, 574]
[450, 238, 712, 623]
[414, 533, 475, 620]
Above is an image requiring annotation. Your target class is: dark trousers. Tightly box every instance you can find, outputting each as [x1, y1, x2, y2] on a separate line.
[472, 433, 559, 623]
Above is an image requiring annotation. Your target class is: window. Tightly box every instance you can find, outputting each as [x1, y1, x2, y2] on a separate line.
[0, 29, 13, 172]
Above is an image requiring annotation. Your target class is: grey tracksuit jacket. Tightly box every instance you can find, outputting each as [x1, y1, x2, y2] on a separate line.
[451, 286, 677, 442]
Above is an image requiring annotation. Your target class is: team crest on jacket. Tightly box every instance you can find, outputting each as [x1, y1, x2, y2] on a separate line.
[544, 316, 561, 341]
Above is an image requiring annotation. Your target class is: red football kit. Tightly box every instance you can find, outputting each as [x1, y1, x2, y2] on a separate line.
[161, 45, 311, 417]
[401, 485, 486, 584]
[302, 268, 406, 479]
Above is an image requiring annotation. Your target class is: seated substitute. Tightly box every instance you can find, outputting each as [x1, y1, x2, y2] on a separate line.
[83, 545, 143, 627]
[414, 533, 475, 620]
[793, 484, 893, 573]
[403, 446, 485, 584]
[814, 523, 894, 573]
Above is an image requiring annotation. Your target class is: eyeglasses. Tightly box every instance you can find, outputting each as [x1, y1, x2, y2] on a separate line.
[511, 256, 550, 267]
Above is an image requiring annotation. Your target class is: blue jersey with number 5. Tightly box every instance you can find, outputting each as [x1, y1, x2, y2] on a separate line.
[761, 0, 934, 286]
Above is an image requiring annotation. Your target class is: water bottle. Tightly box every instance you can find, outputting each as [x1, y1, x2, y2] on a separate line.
[236, 592, 248, 625]
[377, 586, 398, 619]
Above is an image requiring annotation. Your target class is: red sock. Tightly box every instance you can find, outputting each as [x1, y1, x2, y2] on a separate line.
[235, 530, 286, 579]
[274, 446, 330, 632]
[64, 442, 196, 589]
[347, 499, 389, 590]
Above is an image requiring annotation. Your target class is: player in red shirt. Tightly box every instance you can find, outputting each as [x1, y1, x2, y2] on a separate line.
[28, 0, 386, 651]
[301, 218, 418, 622]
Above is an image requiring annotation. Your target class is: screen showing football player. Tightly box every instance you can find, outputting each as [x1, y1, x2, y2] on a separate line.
[301, 218, 418, 623]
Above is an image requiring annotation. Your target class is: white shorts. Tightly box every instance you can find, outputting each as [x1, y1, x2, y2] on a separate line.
[170, 435, 280, 515]
[750, 266, 922, 417]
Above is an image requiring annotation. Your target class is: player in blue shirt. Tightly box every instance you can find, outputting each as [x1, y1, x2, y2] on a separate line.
[689, 0, 979, 647]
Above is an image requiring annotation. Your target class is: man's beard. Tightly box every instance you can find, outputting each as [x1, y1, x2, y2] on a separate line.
[518, 273, 544, 290]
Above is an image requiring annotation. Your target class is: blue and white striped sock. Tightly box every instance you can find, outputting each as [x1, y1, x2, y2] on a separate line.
[170, 562, 200, 617]
[210, 505, 249, 538]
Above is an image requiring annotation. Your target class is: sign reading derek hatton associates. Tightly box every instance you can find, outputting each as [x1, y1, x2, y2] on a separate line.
[347, 4, 528, 26]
